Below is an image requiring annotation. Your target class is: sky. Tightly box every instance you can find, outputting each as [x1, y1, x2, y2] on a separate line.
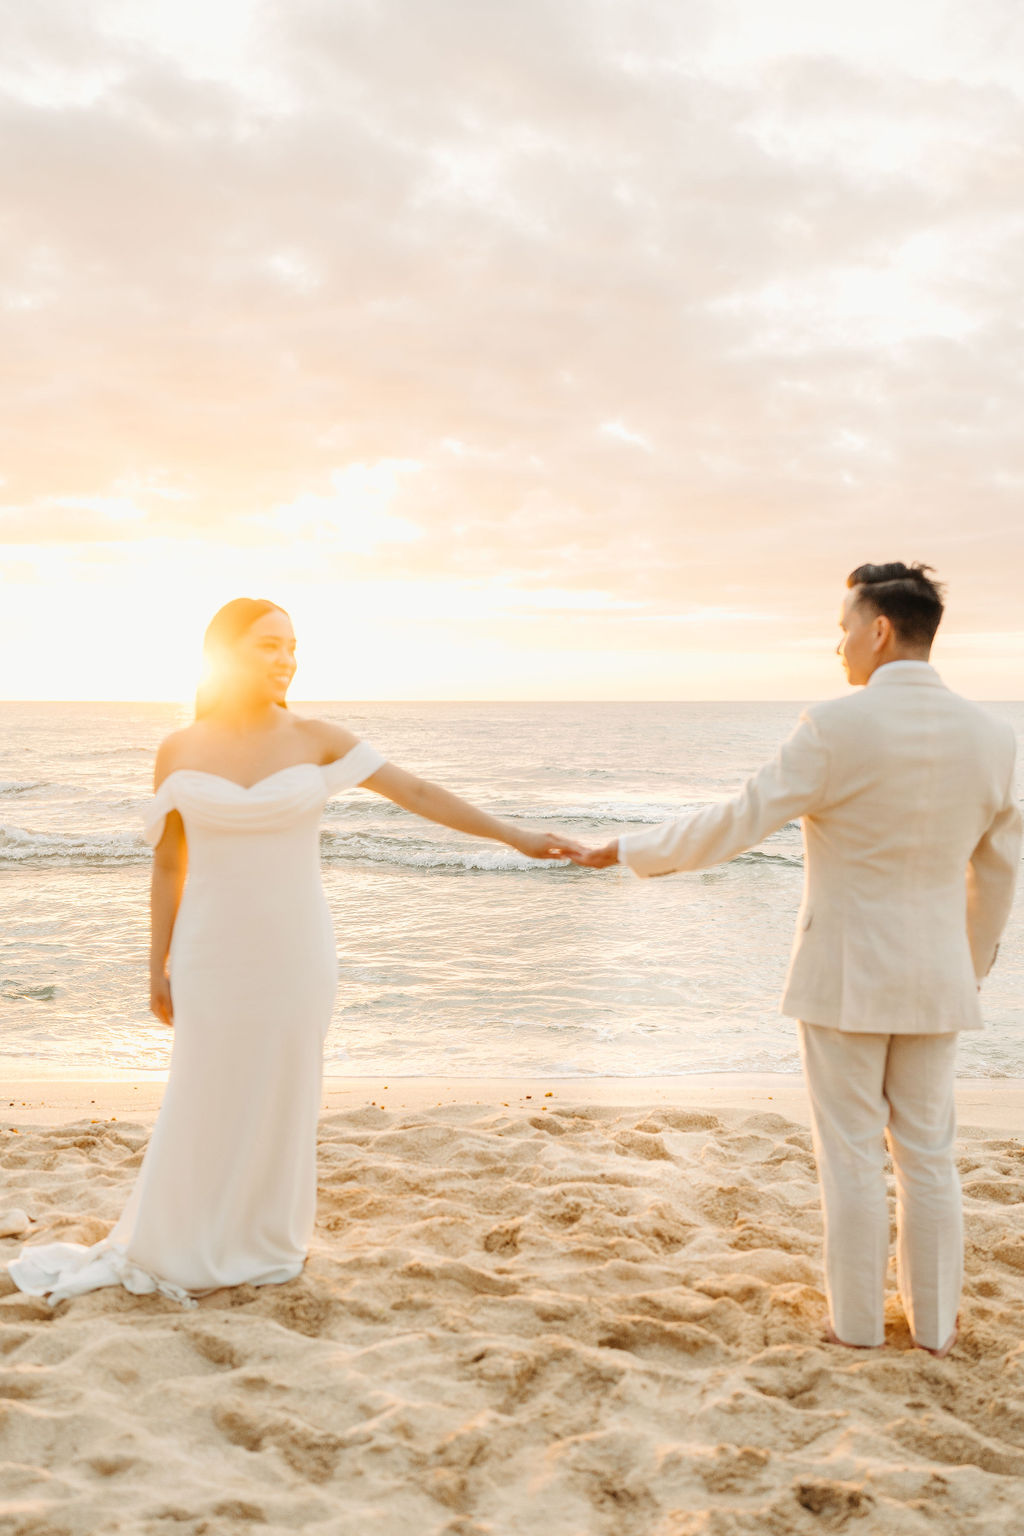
[2, 0, 1023, 701]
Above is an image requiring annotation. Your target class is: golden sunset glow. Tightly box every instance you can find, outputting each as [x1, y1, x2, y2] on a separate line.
[3, 1, 1023, 701]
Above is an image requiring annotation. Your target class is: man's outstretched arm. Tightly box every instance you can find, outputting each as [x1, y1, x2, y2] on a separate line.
[572, 712, 830, 876]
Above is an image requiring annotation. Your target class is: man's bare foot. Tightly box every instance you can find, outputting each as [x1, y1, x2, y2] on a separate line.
[822, 1321, 883, 1350]
[915, 1325, 957, 1359]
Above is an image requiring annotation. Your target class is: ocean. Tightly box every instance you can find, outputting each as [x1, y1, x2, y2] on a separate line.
[2, 700, 1022, 1079]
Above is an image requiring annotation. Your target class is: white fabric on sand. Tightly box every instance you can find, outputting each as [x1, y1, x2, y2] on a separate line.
[8, 743, 385, 1306]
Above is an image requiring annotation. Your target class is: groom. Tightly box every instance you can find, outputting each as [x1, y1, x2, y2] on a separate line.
[572, 563, 1021, 1355]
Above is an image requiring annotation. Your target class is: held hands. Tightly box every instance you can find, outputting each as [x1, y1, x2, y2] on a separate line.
[565, 838, 619, 869]
[150, 972, 174, 1027]
[507, 827, 587, 861]
[504, 826, 620, 868]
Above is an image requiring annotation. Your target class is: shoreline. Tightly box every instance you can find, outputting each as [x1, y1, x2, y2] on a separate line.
[3, 1071, 1022, 1135]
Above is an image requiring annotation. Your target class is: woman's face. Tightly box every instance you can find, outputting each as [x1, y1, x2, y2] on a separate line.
[232, 608, 297, 705]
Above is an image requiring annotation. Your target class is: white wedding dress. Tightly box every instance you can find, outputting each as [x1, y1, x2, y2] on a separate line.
[9, 742, 384, 1306]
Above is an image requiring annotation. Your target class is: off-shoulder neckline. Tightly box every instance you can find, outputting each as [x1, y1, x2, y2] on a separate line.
[157, 762, 327, 793]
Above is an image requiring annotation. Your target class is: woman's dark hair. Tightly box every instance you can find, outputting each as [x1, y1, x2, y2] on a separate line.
[846, 562, 945, 648]
[195, 598, 289, 719]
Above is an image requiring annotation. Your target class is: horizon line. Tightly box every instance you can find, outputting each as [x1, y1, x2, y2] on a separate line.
[4, 696, 1024, 707]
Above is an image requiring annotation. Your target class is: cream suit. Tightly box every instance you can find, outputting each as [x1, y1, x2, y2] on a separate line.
[619, 662, 1021, 1347]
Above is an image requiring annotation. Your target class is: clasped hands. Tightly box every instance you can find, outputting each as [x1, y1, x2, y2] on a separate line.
[565, 838, 619, 869]
[510, 828, 620, 868]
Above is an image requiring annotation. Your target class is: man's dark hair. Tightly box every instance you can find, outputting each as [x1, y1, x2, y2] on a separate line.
[846, 562, 945, 648]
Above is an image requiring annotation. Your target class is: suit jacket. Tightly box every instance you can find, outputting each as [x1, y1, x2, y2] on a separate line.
[618, 663, 1022, 1033]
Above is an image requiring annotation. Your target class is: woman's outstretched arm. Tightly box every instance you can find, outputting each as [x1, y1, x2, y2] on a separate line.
[317, 721, 582, 859]
[364, 762, 580, 860]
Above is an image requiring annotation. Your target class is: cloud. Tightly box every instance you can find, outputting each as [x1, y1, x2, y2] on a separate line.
[2, 0, 1023, 688]
[601, 422, 654, 451]
[256, 460, 424, 554]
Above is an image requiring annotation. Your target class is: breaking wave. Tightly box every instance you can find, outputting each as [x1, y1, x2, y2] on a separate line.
[0, 825, 147, 866]
[0, 812, 803, 872]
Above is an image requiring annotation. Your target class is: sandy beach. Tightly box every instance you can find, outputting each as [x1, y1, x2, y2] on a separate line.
[2, 1077, 1024, 1535]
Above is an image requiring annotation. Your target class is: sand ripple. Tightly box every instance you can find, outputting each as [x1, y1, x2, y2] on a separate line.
[2, 1104, 1024, 1534]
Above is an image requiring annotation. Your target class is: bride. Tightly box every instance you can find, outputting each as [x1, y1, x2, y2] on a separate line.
[9, 597, 579, 1305]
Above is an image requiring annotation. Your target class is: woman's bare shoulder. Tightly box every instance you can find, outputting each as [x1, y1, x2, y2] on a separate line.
[296, 715, 362, 764]
[153, 724, 203, 788]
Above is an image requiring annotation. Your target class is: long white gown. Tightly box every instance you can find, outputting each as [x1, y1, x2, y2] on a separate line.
[8, 743, 385, 1306]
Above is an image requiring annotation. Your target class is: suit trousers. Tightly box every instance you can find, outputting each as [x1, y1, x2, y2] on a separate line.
[797, 1021, 962, 1350]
